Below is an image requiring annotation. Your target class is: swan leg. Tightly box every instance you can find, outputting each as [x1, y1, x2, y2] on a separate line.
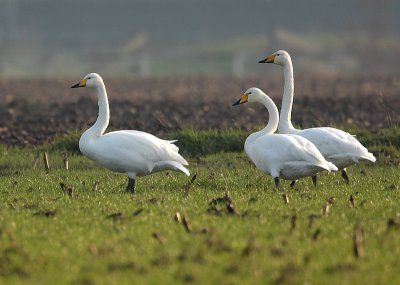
[341, 169, 349, 184]
[274, 177, 280, 188]
[312, 176, 317, 187]
[126, 177, 135, 193]
[290, 181, 297, 188]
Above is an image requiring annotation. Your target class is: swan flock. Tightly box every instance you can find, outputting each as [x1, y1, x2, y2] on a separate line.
[258, 50, 376, 184]
[70, 51, 375, 191]
[233, 88, 337, 187]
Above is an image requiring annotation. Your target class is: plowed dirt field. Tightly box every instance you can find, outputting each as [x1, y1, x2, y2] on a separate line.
[0, 75, 398, 146]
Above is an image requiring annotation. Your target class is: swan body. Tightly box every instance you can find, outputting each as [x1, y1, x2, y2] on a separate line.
[79, 130, 189, 176]
[246, 133, 337, 181]
[259, 50, 376, 182]
[233, 87, 337, 187]
[71, 73, 189, 192]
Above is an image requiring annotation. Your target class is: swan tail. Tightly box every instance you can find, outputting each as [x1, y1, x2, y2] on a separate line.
[164, 140, 189, 165]
[326, 161, 338, 172]
[154, 161, 190, 176]
[351, 152, 376, 163]
[365, 152, 376, 163]
[180, 156, 189, 166]
[171, 149, 189, 166]
[167, 140, 179, 151]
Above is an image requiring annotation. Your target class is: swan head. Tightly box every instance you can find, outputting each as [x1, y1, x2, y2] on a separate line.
[258, 50, 291, 66]
[232, 87, 265, 106]
[71, 73, 103, 88]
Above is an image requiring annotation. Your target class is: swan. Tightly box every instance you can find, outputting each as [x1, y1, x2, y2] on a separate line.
[233, 87, 337, 188]
[259, 50, 376, 184]
[71, 73, 189, 193]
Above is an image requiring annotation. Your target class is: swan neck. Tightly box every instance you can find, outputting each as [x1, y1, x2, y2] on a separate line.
[245, 94, 279, 146]
[88, 83, 110, 137]
[279, 61, 296, 133]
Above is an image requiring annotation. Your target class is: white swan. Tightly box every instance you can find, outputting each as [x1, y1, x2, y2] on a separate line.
[233, 87, 337, 188]
[259, 50, 376, 183]
[71, 73, 189, 193]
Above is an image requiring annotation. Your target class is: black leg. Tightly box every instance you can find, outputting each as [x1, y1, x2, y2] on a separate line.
[341, 169, 349, 184]
[290, 181, 296, 188]
[126, 177, 135, 193]
[274, 177, 280, 188]
[312, 175, 317, 187]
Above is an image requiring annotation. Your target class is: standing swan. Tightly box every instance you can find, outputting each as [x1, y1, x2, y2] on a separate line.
[233, 87, 337, 188]
[71, 73, 189, 193]
[259, 50, 376, 184]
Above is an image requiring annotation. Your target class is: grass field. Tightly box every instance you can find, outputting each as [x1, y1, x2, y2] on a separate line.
[1, 128, 399, 285]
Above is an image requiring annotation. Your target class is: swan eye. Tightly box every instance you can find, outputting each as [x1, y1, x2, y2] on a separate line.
[248, 92, 252, 95]
[276, 54, 280, 56]
[88, 77, 91, 80]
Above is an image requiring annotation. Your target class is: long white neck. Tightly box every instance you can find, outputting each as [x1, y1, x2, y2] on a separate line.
[278, 59, 296, 133]
[86, 83, 110, 138]
[245, 93, 279, 147]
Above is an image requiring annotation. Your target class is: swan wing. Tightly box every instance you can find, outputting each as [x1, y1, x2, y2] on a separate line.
[84, 130, 188, 174]
[106, 130, 188, 164]
[287, 134, 338, 171]
[296, 127, 376, 163]
[246, 134, 333, 177]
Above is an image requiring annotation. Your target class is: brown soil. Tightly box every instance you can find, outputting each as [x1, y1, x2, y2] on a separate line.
[0, 75, 399, 147]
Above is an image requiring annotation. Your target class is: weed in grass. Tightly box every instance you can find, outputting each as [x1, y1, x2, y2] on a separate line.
[132, 208, 144, 217]
[32, 210, 56, 218]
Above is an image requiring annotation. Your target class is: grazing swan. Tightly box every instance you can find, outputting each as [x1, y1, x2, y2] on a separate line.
[71, 73, 189, 193]
[233, 87, 337, 188]
[259, 50, 376, 184]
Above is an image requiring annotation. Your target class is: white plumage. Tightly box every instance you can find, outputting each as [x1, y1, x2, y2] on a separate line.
[71, 73, 189, 193]
[233, 87, 337, 187]
[288, 127, 376, 170]
[259, 50, 376, 183]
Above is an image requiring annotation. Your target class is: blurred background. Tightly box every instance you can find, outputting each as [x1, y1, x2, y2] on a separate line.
[0, 0, 399, 78]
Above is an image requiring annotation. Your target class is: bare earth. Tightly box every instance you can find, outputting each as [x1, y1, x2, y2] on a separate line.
[0, 75, 399, 147]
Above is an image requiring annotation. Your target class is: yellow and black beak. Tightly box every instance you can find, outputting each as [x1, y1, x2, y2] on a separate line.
[258, 53, 276, 64]
[71, 79, 87, 88]
[232, 94, 248, 106]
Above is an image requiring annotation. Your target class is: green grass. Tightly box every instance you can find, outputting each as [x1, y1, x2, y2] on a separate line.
[49, 127, 400, 159]
[1, 129, 400, 285]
